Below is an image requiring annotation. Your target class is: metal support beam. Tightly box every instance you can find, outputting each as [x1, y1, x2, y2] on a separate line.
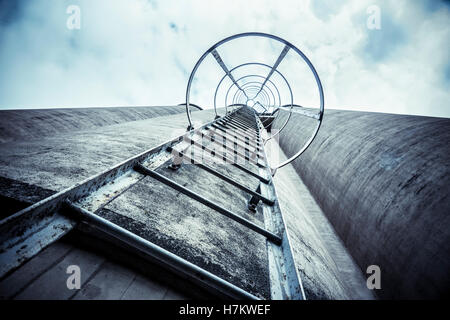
[254, 45, 290, 99]
[254, 117, 306, 300]
[211, 49, 247, 99]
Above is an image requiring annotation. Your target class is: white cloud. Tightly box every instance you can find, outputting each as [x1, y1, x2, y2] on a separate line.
[0, 0, 448, 118]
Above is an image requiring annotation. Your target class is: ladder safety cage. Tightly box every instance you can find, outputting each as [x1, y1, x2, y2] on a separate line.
[185, 32, 324, 172]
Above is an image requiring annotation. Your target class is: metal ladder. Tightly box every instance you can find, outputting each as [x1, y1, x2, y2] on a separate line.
[0, 106, 305, 300]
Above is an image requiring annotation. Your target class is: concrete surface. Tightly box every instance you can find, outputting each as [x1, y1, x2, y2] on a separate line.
[0, 235, 190, 300]
[0, 108, 211, 192]
[0, 106, 186, 144]
[272, 109, 450, 299]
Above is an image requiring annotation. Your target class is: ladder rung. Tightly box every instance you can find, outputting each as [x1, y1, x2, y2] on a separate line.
[219, 121, 259, 138]
[224, 118, 257, 131]
[178, 143, 270, 184]
[214, 123, 261, 143]
[197, 135, 260, 161]
[135, 163, 281, 245]
[220, 117, 257, 131]
[203, 129, 262, 155]
[224, 117, 258, 130]
[169, 149, 274, 206]
[210, 124, 260, 148]
[232, 162, 270, 184]
[186, 137, 265, 169]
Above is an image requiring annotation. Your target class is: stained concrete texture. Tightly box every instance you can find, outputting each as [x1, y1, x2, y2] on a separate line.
[272, 109, 450, 299]
[0, 108, 215, 192]
[0, 106, 187, 144]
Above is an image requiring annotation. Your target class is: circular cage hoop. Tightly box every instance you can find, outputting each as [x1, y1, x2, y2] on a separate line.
[185, 32, 324, 172]
[211, 61, 294, 131]
[222, 73, 284, 130]
[212, 61, 297, 135]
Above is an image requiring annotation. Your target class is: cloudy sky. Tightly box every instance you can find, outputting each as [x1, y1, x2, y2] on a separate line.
[0, 0, 449, 117]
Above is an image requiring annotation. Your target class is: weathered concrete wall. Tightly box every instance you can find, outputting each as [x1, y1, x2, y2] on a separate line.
[272, 109, 450, 299]
[267, 140, 374, 300]
[0, 109, 208, 192]
[0, 106, 186, 144]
